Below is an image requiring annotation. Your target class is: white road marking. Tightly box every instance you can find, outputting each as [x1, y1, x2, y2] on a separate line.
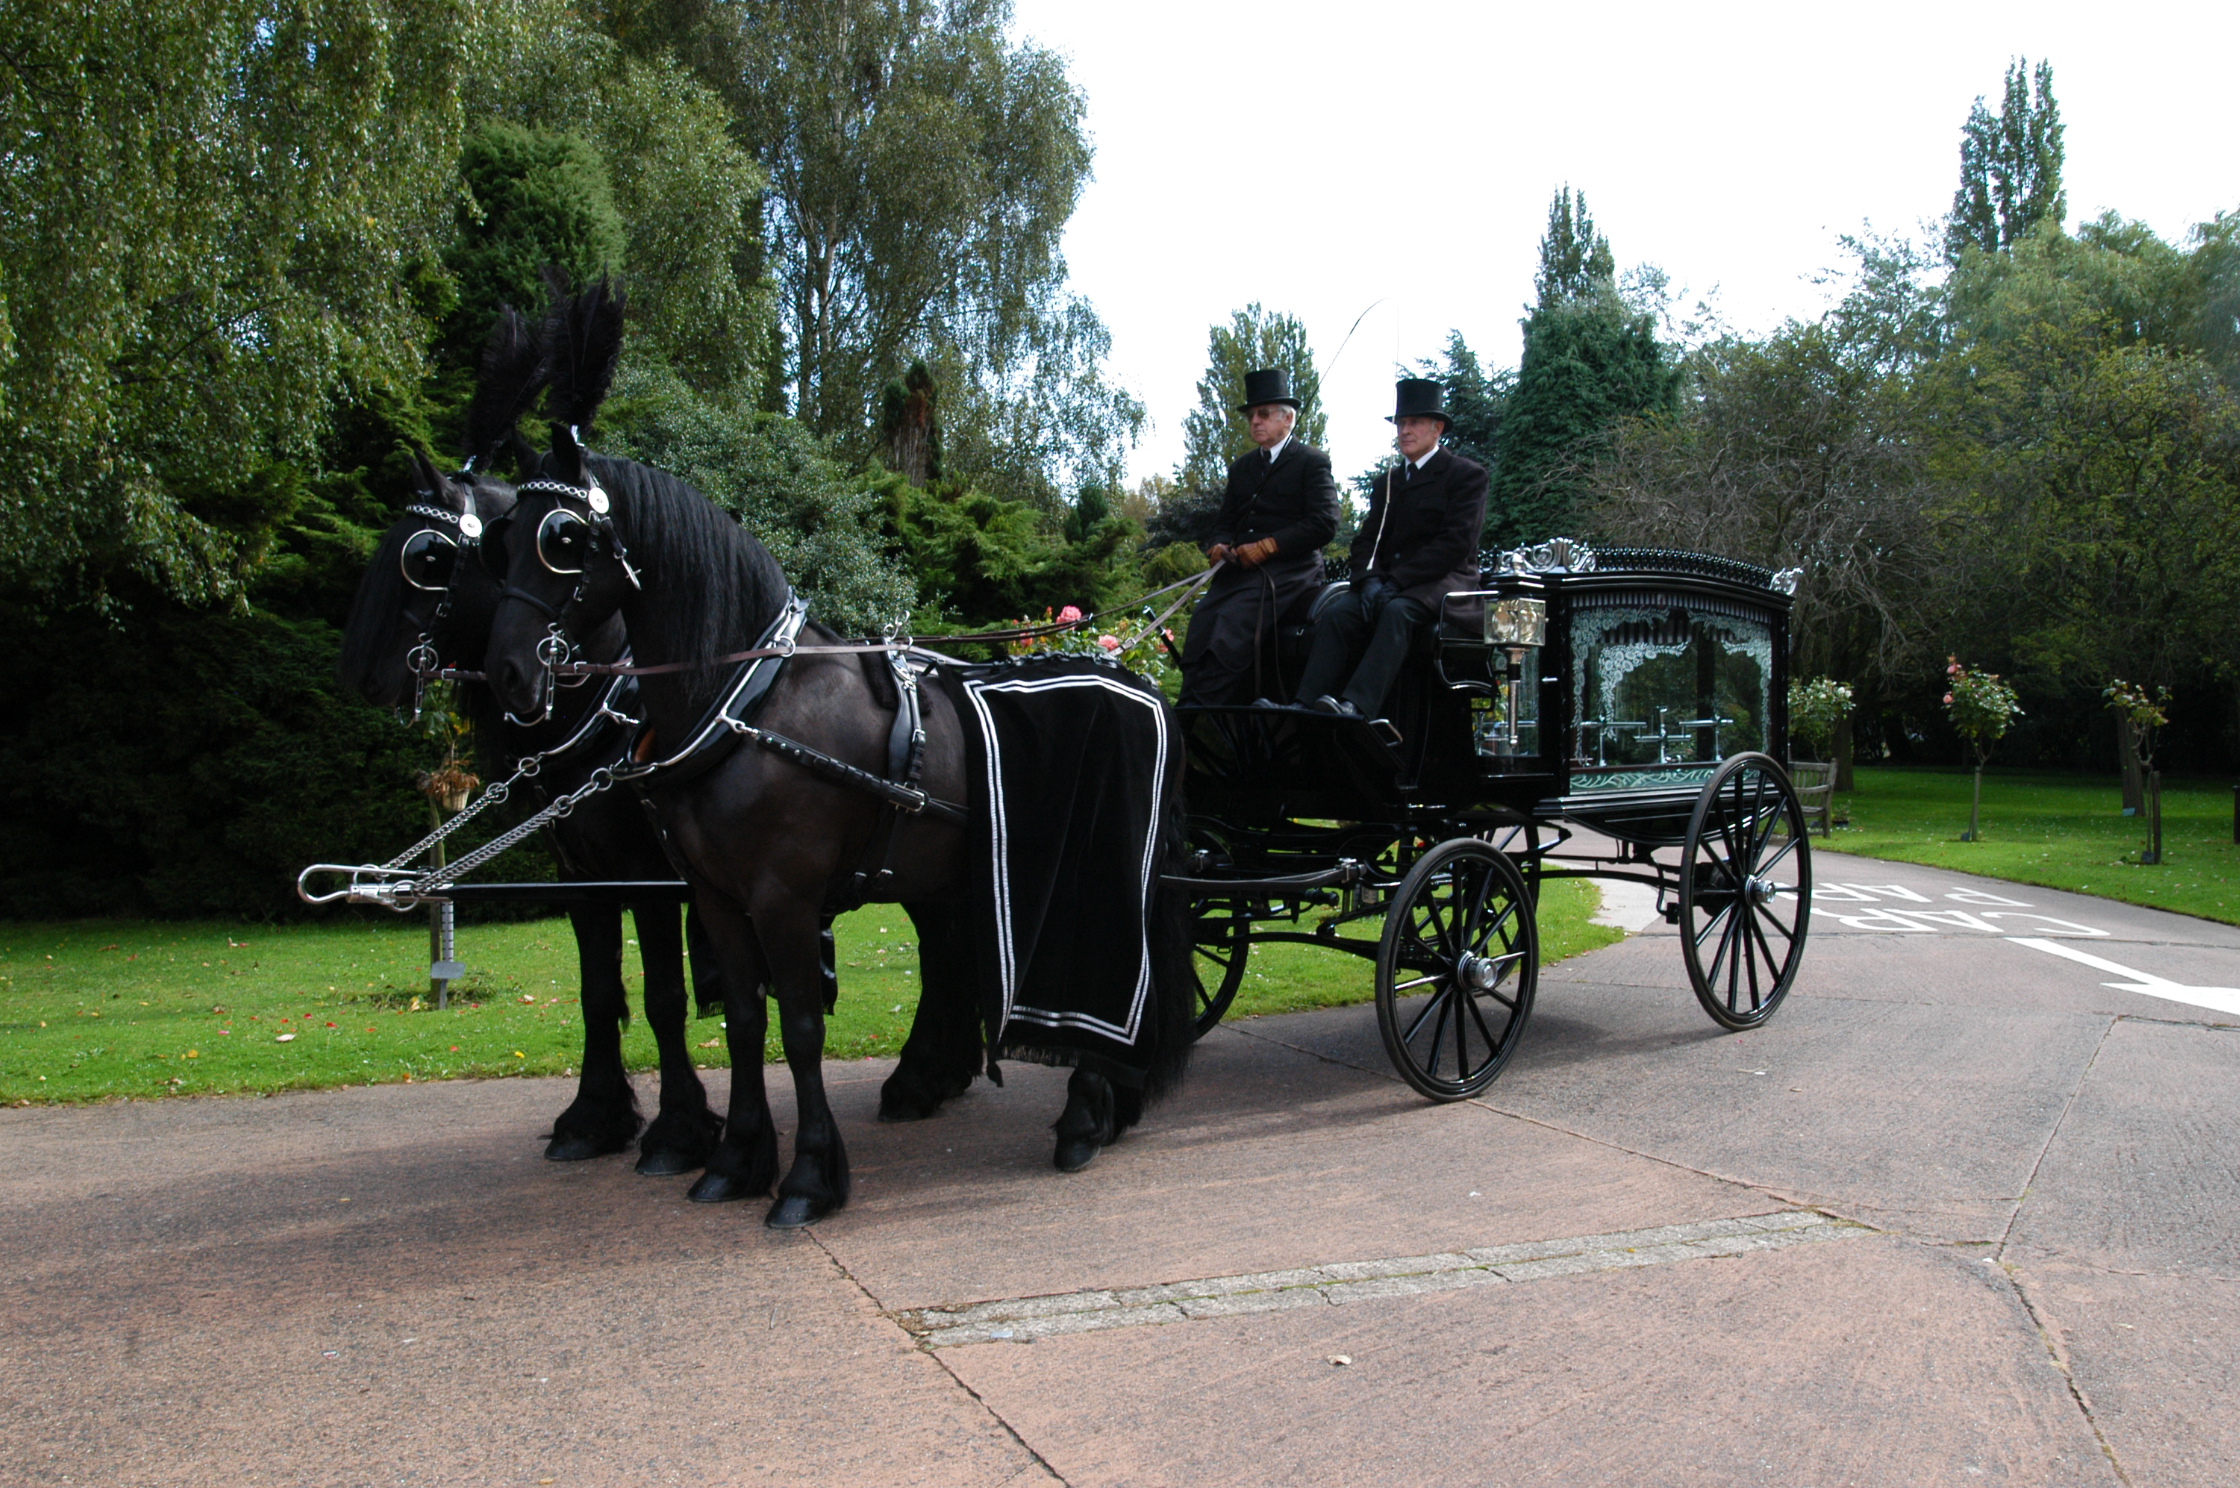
[2005, 938, 2240, 1018]
[897, 1212, 1869, 1348]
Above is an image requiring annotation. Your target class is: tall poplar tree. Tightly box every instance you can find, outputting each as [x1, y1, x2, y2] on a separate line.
[1945, 58, 2067, 264]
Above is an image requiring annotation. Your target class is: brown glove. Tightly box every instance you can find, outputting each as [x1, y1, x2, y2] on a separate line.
[1234, 537, 1279, 568]
[1205, 543, 1232, 566]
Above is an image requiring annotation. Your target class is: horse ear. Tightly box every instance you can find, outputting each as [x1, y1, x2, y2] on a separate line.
[505, 430, 541, 476]
[409, 445, 453, 507]
[548, 422, 589, 485]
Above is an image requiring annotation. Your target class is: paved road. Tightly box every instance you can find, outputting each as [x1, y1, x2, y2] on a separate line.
[5, 851, 2236, 1486]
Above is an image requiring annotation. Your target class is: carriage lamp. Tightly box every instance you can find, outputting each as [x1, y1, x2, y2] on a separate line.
[1479, 600, 1547, 760]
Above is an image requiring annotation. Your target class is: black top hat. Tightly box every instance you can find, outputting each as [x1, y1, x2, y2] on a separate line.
[1236, 367, 1301, 411]
[1388, 377, 1451, 426]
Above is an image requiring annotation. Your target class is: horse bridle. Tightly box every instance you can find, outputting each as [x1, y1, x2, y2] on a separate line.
[395, 484, 490, 724]
[493, 471, 642, 725]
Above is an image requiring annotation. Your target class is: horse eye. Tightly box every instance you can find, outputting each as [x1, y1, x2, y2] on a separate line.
[399, 529, 458, 591]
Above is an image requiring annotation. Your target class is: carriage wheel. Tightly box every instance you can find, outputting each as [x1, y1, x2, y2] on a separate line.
[1189, 896, 1252, 1038]
[1679, 752, 1813, 1031]
[1374, 838, 1538, 1101]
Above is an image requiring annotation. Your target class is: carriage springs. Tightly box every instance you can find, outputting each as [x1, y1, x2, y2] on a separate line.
[1, 886, 1616, 1103]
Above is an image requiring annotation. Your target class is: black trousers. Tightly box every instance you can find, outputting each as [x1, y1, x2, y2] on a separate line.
[1178, 558, 1321, 706]
[1293, 584, 1431, 716]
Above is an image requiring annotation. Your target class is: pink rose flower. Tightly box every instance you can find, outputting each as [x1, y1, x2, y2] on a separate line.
[1058, 605, 1083, 623]
[1097, 634, 1120, 651]
[1942, 693, 1954, 705]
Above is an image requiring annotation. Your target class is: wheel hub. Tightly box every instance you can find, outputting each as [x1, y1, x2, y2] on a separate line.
[1456, 952, 1504, 991]
[1744, 876, 1779, 907]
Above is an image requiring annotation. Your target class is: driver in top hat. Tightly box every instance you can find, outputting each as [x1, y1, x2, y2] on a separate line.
[1177, 367, 1340, 705]
[1292, 377, 1487, 730]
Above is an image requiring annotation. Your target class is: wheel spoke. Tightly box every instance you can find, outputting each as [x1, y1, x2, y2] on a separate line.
[1462, 982, 1506, 1053]
[1746, 909, 1785, 997]
[1420, 991, 1454, 1077]
[1740, 900, 1761, 1011]
[1752, 897, 1798, 946]
[1755, 835, 1800, 878]
[1391, 973, 1441, 992]
[1692, 899, 1735, 951]
[1402, 983, 1454, 1045]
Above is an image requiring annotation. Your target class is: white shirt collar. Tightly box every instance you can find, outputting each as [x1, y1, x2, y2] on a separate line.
[1263, 434, 1290, 464]
[1410, 445, 1439, 472]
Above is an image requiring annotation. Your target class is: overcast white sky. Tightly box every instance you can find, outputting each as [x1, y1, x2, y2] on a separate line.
[1006, 0, 2239, 485]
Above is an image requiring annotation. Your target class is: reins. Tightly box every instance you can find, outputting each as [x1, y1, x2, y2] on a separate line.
[421, 562, 1224, 683]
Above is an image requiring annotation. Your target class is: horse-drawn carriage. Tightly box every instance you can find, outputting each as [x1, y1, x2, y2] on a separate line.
[1170, 540, 1815, 1100]
[304, 287, 1813, 1225]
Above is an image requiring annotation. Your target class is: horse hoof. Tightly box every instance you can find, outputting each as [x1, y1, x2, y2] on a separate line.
[1053, 1136, 1101, 1173]
[635, 1148, 702, 1177]
[545, 1134, 623, 1162]
[687, 1171, 762, 1204]
[764, 1194, 830, 1229]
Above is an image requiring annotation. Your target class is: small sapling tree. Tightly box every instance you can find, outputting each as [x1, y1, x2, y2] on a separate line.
[1944, 658, 2022, 841]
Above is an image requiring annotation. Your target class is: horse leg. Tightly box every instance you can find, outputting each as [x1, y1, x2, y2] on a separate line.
[879, 901, 980, 1121]
[685, 900, 781, 1204]
[686, 903, 726, 1017]
[1052, 1067, 1119, 1173]
[545, 904, 642, 1160]
[760, 894, 850, 1229]
[631, 902, 722, 1176]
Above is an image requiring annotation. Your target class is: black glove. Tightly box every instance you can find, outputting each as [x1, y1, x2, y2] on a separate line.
[1358, 574, 1399, 615]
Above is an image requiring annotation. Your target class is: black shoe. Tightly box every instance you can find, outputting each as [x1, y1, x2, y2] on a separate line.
[1250, 696, 1285, 709]
[1308, 695, 1357, 717]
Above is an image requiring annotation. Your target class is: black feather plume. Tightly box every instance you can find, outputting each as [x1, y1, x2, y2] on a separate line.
[461, 306, 548, 467]
[542, 273, 627, 435]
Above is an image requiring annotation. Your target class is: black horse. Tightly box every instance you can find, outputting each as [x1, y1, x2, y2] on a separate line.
[481, 285, 1193, 1228]
[337, 313, 723, 1175]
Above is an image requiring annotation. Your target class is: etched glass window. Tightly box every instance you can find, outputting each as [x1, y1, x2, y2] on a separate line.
[1570, 604, 1772, 773]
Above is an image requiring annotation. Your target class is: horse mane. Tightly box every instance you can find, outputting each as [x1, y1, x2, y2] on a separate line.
[587, 452, 790, 692]
[462, 306, 547, 468]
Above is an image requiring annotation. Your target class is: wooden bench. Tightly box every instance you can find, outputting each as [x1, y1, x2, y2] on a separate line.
[1789, 760, 1834, 838]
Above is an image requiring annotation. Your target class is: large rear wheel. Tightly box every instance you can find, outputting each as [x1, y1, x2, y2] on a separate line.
[1679, 752, 1812, 1030]
[1189, 895, 1251, 1038]
[1375, 838, 1538, 1101]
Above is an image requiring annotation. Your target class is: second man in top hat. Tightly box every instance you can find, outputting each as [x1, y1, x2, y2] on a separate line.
[1177, 367, 1340, 705]
[1292, 377, 1487, 729]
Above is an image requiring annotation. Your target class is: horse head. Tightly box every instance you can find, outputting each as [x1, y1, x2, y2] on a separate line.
[339, 445, 516, 713]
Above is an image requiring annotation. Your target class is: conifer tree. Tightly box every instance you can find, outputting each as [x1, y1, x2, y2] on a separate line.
[1945, 58, 2066, 264]
[1176, 305, 1327, 493]
[1488, 189, 1676, 548]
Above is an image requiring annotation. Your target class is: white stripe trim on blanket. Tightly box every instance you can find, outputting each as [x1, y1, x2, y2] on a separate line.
[961, 671, 1170, 1043]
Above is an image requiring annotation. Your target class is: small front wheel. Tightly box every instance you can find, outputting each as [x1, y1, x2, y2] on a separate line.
[1189, 895, 1251, 1038]
[1375, 838, 1538, 1101]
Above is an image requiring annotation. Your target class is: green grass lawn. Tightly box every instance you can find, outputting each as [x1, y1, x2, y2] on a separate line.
[1, 879, 1616, 1105]
[1828, 766, 2240, 926]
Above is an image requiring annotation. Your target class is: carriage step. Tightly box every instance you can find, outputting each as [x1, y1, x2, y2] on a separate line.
[1662, 901, 1682, 925]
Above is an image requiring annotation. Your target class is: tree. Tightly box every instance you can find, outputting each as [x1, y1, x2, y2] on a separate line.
[879, 360, 942, 487]
[1945, 58, 2066, 265]
[443, 123, 627, 365]
[1534, 187, 1615, 306]
[1487, 189, 1678, 547]
[0, 0, 481, 609]
[1414, 332, 1511, 474]
[1176, 304, 1328, 493]
[710, 0, 1094, 437]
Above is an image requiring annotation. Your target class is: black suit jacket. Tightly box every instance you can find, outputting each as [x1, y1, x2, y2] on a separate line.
[1210, 440, 1339, 559]
[1349, 446, 1489, 604]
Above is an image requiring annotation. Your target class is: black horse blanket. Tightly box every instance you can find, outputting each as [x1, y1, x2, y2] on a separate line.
[941, 656, 1182, 1086]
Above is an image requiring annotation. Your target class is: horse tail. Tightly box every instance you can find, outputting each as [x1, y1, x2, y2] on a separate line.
[1137, 707, 1197, 1107]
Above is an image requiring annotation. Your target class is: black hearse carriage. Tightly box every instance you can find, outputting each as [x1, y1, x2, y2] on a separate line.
[1171, 542, 1814, 1100]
